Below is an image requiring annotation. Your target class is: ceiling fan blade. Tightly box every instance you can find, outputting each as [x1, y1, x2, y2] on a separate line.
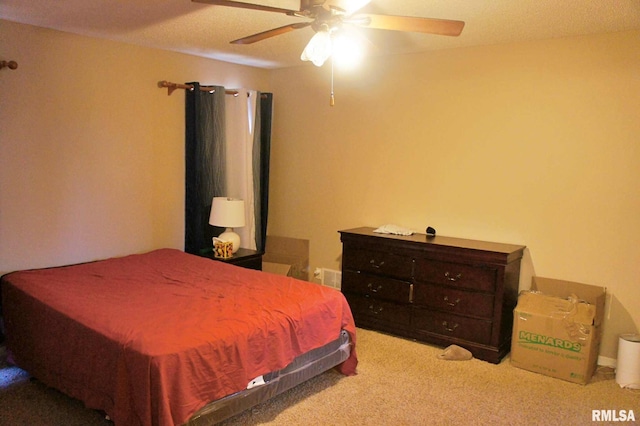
[192, 0, 300, 15]
[231, 22, 312, 44]
[357, 14, 465, 36]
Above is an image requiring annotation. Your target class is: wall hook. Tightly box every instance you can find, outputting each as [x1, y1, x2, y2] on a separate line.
[1, 60, 18, 70]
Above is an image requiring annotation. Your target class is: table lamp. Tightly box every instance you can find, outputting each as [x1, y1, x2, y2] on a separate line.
[209, 197, 245, 253]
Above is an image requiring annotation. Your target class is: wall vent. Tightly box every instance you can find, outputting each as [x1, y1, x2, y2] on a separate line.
[321, 268, 342, 289]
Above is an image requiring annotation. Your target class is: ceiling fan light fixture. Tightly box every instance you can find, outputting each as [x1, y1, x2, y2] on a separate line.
[300, 30, 333, 67]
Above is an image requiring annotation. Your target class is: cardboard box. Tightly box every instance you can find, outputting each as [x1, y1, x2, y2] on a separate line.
[263, 236, 309, 281]
[262, 262, 293, 277]
[511, 277, 606, 384]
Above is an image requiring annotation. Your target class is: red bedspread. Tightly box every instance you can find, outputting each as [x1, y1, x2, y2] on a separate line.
[1, 249, 357, 426]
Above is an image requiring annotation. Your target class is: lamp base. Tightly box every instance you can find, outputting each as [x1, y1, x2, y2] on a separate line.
[218, 228, 240, 253]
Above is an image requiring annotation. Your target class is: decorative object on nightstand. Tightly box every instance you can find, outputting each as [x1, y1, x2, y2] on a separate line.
[212, 238, 234, 259]
[209, 197, 245, 253]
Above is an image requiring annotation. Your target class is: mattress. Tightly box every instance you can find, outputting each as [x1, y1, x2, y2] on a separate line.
[188, 329, 351, 424]
[1, 249, 358, 426]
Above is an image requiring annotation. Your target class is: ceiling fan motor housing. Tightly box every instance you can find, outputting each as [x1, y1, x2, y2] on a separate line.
[301, 0, 327, 11]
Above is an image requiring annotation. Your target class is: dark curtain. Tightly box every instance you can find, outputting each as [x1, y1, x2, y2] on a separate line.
[185, 84, 273, 255]
[253, 92, 273, 252]
[184, 83, 226, 254]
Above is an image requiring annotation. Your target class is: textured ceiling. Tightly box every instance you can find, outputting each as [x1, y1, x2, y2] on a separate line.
[1, 0, 639, 69]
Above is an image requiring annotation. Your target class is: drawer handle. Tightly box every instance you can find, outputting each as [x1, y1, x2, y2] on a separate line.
[442, 321, 459, 332]
[369, 259, 385, 269]
[444, 271, 463, 282]
[367, 283, 383, 293]
[443, 295, 461, 307]
[368, 304, 384, 315]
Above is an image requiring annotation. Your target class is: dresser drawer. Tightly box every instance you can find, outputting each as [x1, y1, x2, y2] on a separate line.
[414, 259, 497, 292]
[343, 247, 413, 280]
[413, 283, 494, 319]
[345, 294, 411, 326]
[412, 308, 493, 344]
[342, 271, 412, 303]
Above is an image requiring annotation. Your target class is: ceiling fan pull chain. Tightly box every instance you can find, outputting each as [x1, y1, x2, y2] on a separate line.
[330, 56, 335, 106]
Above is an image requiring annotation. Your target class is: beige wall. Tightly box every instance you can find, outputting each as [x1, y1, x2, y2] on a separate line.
[268, 30, 640, 359]
[0, 20, 269, 272]
[1, 19, 638, 360]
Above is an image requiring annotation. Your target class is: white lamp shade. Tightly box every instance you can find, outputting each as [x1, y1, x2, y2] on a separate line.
[301, 30, 332, 67]
[209, 197, 246, 228]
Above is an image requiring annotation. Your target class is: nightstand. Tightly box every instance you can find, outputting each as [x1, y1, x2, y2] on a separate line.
[199, 247, 263, 271]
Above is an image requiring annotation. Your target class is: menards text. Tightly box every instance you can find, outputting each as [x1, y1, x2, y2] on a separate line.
[518, 331, 581, 352]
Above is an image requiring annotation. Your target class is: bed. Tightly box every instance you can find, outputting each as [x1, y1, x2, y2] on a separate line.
[0, 248, 357, 425]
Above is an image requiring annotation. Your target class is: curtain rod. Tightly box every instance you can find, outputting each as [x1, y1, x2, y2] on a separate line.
[158, 80, 266, 98]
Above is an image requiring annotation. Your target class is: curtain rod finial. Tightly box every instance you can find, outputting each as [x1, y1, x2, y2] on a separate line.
[0, 60, 18, 70]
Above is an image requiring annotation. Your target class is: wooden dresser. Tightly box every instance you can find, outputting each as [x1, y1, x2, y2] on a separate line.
[339, 227, 525, 363]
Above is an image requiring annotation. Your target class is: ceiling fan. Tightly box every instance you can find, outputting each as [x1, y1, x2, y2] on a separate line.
[192, 0, 465, 66]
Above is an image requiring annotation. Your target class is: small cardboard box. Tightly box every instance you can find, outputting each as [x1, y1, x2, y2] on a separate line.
[511, 276, 606, 384]
[263, 235, 309, 281]
[262, 261, 293, 277]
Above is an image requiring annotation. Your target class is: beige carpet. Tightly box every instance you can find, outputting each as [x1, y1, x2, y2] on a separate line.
[1, 329, 638, 425]
[219, 328, 638, 426]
